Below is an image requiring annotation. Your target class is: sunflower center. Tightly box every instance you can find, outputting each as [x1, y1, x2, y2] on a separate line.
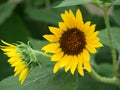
[60, 28, 86, 55]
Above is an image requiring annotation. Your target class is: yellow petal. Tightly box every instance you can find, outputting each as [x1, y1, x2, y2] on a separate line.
[95, 42, 103, 47]
[70, 56, 78, 75]
[60, 55, 70, 68]
[58, 22, 67, 31]
[1, 40, 16, 47]
[43, 35, 59, 42]
[65, 56, 73, 72]
[86, 37, 100, 44]
[19, 68, 29, 84]
[86, 31, 99, 40]
[68, 9, 76, 28]
[1, 48, 16, 52]
[51, 51, 64, 61]
[83, 60, 91, 72]
[86, 45, 97, 54]
[48, 27, 62, 38]
[4, 52, 19, 57]
[82, 49, 90, 61]
[14, 61, 25, 76]
[53, 62, 60, 73]
[83, 21, 91, 32]
[89, 24, 96, 33]
[76, 9, 84, 30]
[61, 10, 72, 29]
[8, 58, 16, 64]
[11, 59, 21, 67]
[42, 43, 60, 53]
[78, 54, 84, 76]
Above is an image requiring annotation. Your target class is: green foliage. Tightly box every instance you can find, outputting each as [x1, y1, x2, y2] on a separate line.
[99, 27, 120, 53]
[56, 0, 92, 7]
[31, 0, 45, 7]
[113, 0, 120, 5]
[95, 63, 113, 77]
[0, 0, 120, 90]
[112, 7, 120, 25]
[0, 2, 17, 25]
[77, 73, 117, 90]
[25, 7, 60, 25]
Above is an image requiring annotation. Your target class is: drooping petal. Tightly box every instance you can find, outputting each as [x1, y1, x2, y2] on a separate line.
[19, 68, 29, 84]
[83, 60, 91, 72]
[53, 62, 60, 73]
[14, 61, 25, 76]
[1, 40, 16, 47]
[59, 55, 70, 68]
[78, 54, 84, 76]
[65, 56, 73, 72]
[70, 56, 78, 74]
[11, 59, 21, 67]
[82, 49, 90, 61]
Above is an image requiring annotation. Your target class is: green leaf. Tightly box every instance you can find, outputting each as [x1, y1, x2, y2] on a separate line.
[0, 2, 17, 25]
[56, 0, 92, 7]
[112, 8, 120, 25]
[31, 0, 45, 7]
[99, 27, 120, 53]
[0, 14, 30, 42]
[95, 63, 113, 77]
[21, 70, 77, 90]
[113, 0, 120, 5]
[25, 7, 60, 24]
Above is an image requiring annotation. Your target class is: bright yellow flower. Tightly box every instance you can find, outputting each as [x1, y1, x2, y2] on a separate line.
[0, 40, 29, 84]
[42, 9, 103, 76]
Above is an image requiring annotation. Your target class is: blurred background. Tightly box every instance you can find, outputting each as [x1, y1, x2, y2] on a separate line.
[0, 0, 120, 90]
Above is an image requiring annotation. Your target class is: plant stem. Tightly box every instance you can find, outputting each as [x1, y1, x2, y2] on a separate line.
[103, 5, 117, 77]
[90, 69, 120, 87]
[33, 50, 51, 58]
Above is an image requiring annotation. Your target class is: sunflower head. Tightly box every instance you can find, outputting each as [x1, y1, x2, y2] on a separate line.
[0, 40, 39, 84]
[42, 9, 103, 76]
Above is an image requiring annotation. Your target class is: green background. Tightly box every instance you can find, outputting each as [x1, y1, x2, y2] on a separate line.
[0, 0, 120, 90]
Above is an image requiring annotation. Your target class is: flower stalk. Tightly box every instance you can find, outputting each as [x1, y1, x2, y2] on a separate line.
[90, 69, 120, 88]
[33, 50, 51, 58]
[103, 4, 118, 77]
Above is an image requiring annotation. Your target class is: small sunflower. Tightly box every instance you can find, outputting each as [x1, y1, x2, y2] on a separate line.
[0, 40, 39, 84]
[42, 9, 103, 76]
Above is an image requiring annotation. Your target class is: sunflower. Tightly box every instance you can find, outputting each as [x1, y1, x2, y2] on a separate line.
[0, 40, 38, 84]
[42, 9, 103, 76]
